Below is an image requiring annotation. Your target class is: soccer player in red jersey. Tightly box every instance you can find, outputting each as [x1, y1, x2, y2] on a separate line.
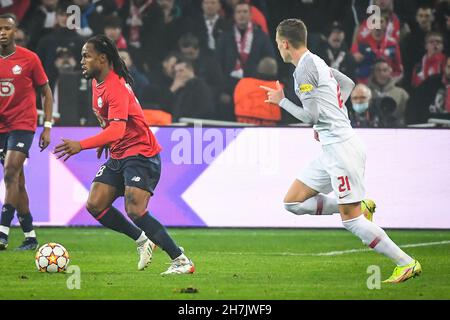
[54, 35, 194, 275]
[0, 14, 53, 251]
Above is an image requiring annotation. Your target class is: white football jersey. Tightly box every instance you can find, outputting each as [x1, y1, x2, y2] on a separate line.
[293, 51, 354, 145]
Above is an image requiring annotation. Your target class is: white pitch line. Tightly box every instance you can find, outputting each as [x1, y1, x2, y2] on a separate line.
[210, 240, 450, 257]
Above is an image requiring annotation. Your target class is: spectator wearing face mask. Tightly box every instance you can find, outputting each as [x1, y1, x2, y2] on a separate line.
[350, 83, 373, 128]
[350, 82, 401, 128]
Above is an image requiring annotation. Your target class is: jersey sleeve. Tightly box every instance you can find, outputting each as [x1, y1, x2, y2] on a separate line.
[31, 53, 48, 87]
[295, 60, 319, 102]
[106, 82, 130, 122]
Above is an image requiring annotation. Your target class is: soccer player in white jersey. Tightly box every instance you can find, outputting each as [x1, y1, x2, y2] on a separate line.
[261, 19, 421, 283]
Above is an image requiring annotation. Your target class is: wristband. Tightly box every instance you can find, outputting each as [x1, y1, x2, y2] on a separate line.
[44, 121, 53, 129]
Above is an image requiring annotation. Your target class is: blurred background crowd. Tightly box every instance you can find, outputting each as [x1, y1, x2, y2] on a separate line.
[1, 0, 449, 127]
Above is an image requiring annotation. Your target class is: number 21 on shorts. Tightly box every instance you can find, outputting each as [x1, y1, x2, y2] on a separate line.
[338, 176, 351, 192]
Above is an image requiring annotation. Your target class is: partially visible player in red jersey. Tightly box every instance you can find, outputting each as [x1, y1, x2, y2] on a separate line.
[54, 35, 194, 275]
[0, 14, 53, 251]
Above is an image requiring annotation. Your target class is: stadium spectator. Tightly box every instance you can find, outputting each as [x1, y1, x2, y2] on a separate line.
[406, 56, 450, 124]
[234, 57, 282, 125]
[368, 59, 409, 127]
[352, 14, 403, 84]
[118, 49, 150, 104]
[141, 52, 180, 112]
[316, 21, 356, 81]
[52, 47, 83, 125]
[178, 33, 224, 104]
[411, 32, 447, 88]
[216, 0, 275, 120]
[119, 0, 164, 72]
[401, 5, 435, 91]
[156, 0, 188, 62]
[188, 0, 230, 53]
[169, 59, 216, 121]
[223, 0, 269, 34]
[72, 0, 118, 38]
[14, 27, 29, 48]
[349, 83, 375, 128]
[36, 3, 84, 90]
[355, 0, 401, 43]
[22, 0, 59, 50]
[103, 15, 127, 49]
[0, 0, 30, 24]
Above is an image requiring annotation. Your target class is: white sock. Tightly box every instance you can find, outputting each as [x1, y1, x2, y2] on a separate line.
[135, 231, 148, 244]
[343, 215, 413, 266]
[285, 194, 339, 215]
[24, 230, 36, 238]
[0, 225, 9, 236]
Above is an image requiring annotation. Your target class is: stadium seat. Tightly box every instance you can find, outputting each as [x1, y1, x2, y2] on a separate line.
[142, 109, 172, 125]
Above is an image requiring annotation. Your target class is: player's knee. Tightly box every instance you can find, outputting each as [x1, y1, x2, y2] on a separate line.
[284, 202, 313, 215]
[3, 166, 20, 185]
[283, 192, 309, 204]
[86, 200, 105, 217]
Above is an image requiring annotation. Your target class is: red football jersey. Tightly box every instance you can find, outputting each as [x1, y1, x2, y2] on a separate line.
[92, 70, 161, 159]
[0, 46, 48, 133]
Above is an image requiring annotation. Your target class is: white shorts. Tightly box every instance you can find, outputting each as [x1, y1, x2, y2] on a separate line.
[298, 135, 366, 204]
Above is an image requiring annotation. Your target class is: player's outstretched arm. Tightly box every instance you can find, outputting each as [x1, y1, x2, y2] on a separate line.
[54, 121, 126, 161]
[331, 68, 355, 103]
[260, 81, 319, 125]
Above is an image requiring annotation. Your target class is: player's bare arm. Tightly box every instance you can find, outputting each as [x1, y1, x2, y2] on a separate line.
[38, 82, 53, 151]
[54, 139, 82, 161]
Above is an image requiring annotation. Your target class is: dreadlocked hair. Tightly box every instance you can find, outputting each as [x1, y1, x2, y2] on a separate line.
[87, 35, 134, 86]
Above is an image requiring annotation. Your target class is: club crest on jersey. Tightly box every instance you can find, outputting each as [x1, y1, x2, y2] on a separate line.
[299, 84, 314, 93]
[97, 97, 103, 108]
[12, 65, 22, 75]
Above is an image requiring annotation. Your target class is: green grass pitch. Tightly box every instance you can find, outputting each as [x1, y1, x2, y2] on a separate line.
[0, 227, 449, 300]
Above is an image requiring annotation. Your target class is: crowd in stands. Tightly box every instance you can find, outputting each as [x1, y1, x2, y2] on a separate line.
[1, 0, 449, 127]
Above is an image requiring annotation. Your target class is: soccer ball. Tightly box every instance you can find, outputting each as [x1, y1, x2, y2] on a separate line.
[35, 243, 70, 273]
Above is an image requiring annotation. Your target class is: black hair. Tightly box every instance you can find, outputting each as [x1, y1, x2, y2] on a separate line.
[163, 51, 181, 62]
[178, 33, 200, 49]
[86, 34, 134, 86]
[0, 13, 17, 24]
[103, 15, 123, 29]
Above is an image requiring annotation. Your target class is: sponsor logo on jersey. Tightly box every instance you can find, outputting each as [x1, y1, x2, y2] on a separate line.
[16, 142, 25, 148]
[12, 65, 22, 75]
[299, 84, 314, 93]
[131, 176, 141, 182]
[97, 97, 103, 108]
